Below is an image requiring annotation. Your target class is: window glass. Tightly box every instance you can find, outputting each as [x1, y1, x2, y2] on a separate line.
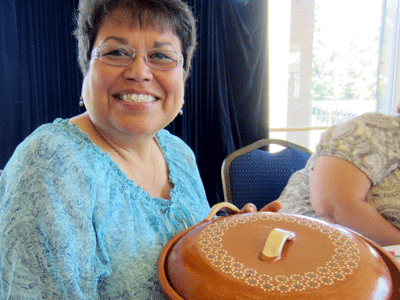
[268, 0, 399, 151]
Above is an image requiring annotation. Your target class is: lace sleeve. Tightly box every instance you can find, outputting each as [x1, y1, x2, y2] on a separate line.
[0, 128, 109, 299]
[317, 113, 400, 185]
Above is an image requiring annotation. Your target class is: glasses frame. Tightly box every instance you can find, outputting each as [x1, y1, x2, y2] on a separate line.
[91, 44, 184, 71]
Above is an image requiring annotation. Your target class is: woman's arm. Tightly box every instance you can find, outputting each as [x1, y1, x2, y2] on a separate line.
[310, 156, 400, 246]
[0, 133, 107, 298]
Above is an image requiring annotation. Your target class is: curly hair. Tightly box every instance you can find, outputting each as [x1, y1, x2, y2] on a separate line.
[73, 0, 197, 80]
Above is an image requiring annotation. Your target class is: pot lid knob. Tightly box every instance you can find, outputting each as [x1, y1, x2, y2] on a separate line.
[260, 228, 295, 262]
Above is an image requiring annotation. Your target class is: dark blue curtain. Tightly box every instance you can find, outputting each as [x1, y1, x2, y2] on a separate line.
[0, 0, 83, 169]
[175, 0, 269, 205]
[0, 0, 268, 206]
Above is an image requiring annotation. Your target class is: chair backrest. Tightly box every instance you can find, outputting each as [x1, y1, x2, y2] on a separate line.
[221, 139, 312, 209]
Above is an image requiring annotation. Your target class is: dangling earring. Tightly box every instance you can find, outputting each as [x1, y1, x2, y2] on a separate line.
[178, 102, 184, 116]
[79, 97, 84, 107]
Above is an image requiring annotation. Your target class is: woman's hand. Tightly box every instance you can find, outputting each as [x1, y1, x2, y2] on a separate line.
[241, 201, 282, 213]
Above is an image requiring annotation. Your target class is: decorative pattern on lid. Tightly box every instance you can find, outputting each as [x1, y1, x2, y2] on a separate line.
[198, 213, 361, 293]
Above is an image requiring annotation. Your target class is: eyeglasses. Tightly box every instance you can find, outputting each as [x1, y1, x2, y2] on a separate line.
[91, 44, 184, 71]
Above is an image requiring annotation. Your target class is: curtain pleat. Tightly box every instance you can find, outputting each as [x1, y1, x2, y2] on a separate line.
[171, 0, 269, 205]
[0, 0, 82, 170]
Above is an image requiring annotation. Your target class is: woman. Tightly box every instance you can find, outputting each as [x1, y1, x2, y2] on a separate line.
[0, 0, 279, 298]
[277, 111, 400, 247]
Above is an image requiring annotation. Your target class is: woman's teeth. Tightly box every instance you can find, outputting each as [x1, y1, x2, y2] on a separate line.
[121, 94, 156, 103]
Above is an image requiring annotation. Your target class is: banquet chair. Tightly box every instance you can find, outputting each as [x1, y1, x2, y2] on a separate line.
[221, 139, 312, 209]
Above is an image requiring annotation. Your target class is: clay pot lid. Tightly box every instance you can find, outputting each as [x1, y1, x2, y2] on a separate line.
[158, 203, 400, 300]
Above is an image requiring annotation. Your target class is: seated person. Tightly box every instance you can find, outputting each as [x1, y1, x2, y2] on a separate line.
[278, 111, 400, 246]
[0, 1, 279, 297]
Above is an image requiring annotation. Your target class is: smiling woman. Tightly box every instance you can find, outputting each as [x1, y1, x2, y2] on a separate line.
[0, 0, 211, 298]
[75, 7, 187, 156]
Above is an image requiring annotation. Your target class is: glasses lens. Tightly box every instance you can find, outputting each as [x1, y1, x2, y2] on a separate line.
[146, 49, 180, 70]
[95, 45, 182, 70]
[100, 45, 133, 66]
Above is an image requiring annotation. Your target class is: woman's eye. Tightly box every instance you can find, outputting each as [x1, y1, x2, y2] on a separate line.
[148, 51, 173, 61]
[105, 48, 130, 57]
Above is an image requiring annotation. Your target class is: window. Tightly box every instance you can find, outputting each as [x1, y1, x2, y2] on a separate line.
[268, 0, 400, 151]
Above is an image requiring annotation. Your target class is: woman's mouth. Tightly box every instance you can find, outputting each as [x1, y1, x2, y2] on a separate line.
[114, 93, 157, 103]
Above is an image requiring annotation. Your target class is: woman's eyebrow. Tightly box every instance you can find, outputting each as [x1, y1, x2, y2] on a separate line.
[100, 37, 175, 49]
[152, 41, 174, 48]
[102, 36, 128, 44]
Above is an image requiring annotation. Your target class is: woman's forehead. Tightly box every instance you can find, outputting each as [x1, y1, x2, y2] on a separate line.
[95, 9, 182, 51]
[103, 7, 176, 34]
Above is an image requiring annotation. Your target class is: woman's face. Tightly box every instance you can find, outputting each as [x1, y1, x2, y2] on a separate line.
[82, 9, 185, 138]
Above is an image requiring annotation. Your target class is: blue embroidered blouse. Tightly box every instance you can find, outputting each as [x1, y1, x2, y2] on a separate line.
[0, 119, 210, 299]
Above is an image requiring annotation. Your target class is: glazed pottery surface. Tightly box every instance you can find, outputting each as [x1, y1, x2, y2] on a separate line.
[158, 203, 400, 300]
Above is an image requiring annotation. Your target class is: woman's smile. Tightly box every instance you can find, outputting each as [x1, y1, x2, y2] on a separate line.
[117, 93, 157, 103]
[113, 93, 160, 112]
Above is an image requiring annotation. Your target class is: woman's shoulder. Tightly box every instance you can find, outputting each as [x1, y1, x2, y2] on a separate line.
[320, 112, 400, 144]
[348, 112, 400, 128]
[330, 112, 400, 134]
[24, 118, 91, 146]
[317, 112, 400, 183]
[156, 129, 200, 177]
[156, 129, 188, 145]
[8, 119, 100, 170]
[156, 129, 195, 158]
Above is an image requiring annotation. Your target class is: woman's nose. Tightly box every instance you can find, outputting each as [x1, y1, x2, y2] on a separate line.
[123, 52, 153, 82]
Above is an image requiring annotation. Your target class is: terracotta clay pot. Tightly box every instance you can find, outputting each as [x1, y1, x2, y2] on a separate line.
[158, 203, 400, 299]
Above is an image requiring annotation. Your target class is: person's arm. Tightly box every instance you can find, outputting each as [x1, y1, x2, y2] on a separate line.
[310, 156, 400, 246]
[0, 137, 107, 298]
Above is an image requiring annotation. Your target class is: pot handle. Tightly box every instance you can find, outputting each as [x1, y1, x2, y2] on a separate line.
[205, 202, 241, 221]
[260, 228, 295, 262]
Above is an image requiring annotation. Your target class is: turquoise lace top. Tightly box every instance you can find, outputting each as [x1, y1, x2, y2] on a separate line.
[0, 119, 210, 299]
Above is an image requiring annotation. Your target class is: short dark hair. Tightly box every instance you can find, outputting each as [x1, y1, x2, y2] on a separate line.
[73, 0, 197, 80]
